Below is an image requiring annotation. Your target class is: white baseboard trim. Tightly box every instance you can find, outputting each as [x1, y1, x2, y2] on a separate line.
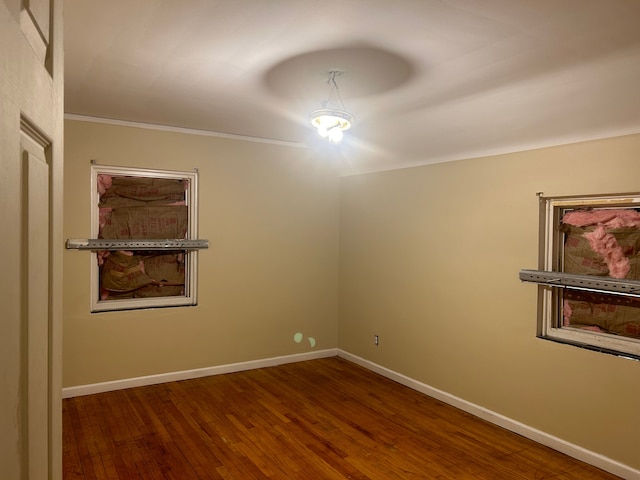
[337, 349, 638, 480]
[62, 347, 637, 479]
[62, 348, 337, 399]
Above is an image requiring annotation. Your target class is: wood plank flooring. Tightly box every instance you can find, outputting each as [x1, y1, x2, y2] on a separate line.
[63, 357, 621, 479]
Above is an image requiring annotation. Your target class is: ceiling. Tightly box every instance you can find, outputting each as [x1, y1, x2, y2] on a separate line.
[64, 0, 640, 174]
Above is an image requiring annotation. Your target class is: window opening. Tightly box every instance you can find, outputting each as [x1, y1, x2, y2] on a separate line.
[521, 193, 640, 360]
[65, 164, 205, 312]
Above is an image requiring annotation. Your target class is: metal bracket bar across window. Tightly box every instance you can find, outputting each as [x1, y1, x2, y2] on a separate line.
[519, 269, 640, 298]
[66, 239, 209, 251]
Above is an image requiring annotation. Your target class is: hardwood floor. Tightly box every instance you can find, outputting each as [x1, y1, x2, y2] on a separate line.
[63, 357, 621, 479]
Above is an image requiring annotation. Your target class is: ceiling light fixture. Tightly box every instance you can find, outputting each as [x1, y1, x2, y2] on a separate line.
[309, 70, 354, 143]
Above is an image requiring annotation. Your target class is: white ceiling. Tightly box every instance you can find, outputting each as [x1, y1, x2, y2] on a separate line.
[64, 0, 640, 174]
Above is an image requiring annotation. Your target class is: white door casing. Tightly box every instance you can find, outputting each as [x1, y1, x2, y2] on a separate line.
[0, 0, 63, 478]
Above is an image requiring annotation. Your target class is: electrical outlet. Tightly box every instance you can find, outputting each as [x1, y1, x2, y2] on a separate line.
[374, 334, 379, 346]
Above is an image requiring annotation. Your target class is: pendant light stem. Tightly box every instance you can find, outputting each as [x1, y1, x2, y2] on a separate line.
[310, 71, 354, 143]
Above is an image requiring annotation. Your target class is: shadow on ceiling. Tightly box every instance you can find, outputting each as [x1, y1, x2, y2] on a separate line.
[263, 44, 416, 101]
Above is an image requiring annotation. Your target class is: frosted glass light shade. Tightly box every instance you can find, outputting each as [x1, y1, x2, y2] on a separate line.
[309, 108, 354, 143]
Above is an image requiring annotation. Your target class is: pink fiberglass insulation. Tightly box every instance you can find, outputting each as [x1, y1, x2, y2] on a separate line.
[97, 174, 113, 195]
[582, 225, 629, 278]
[562, 209, 640, 279]
[562, 208, 640, 229]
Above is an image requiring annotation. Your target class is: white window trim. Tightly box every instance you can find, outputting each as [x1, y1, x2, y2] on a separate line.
[537, 192, 640, 360]
[90, 165, 199, 312]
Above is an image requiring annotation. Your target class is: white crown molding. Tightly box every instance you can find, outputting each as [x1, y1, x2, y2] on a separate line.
[342, 127, 640, 177]
[63, 113, 310, 148]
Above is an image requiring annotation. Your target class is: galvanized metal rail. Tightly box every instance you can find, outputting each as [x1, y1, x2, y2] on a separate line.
[519, 269, 640, 297]
[66, 239, 209, 251]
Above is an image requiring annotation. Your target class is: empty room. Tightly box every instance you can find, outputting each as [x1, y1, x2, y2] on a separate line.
[2, 1, 640, 479]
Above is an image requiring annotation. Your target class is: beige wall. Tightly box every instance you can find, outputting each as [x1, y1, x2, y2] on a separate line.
[63, 120, 340, 387]
[339, 133, 640, 469]
[65, 120, 640, 470]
